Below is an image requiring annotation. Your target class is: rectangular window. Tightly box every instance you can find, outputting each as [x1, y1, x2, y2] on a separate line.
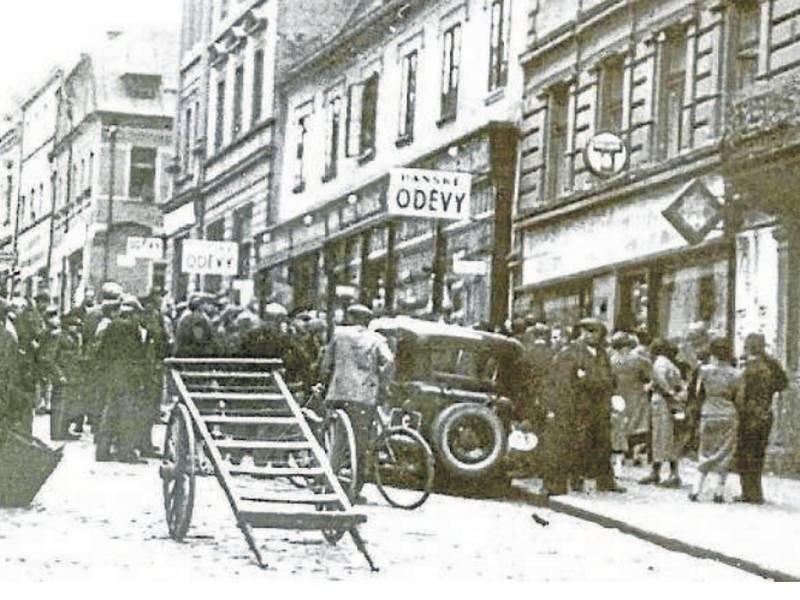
[598, 57, 625, 133]
[252, 49, 264, 126]
[545, 85, 569, 201]
[183, 106, 193, 170]
[232, 64, 245, 139]
[219, 0, 229, 21]
[129, 147, 157, 203]
[360, 74, 379, 158]
[657, 29, 687, 159]
[87, 152, 94, 193]
[732, 0, 760, 90]
[294, 115, 308, 192]
[30, 188, 36, 221]
[215, 77, 226, 152]
[398, 50, 417, 142]
[323, 95, 341, 181]
[4, 175, 11, 225]
[440, 23, 462, 123]
[488, 0, 508, 91]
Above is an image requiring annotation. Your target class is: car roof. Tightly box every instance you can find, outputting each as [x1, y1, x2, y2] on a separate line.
[370, 316, 522, 352]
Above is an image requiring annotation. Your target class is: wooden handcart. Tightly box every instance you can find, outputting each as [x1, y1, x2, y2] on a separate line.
[159, 358, 377, 571]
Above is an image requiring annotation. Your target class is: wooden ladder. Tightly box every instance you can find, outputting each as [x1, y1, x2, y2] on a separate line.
[166, 358, 377, 571]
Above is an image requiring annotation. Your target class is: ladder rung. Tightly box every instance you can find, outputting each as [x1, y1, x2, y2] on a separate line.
[181, 371, 274, 379]
[203, 416, 299, 426]
[239, 493, 340, 505]
[229, 465, 323, 477]
[216, 440, 312, 450]
[239, 508, 367, 531]
[192, 392, 285, 401]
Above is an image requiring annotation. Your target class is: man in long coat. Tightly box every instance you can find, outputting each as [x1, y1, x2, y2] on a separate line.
[0, 299, 24, 431]
[548, 318, 625, 493]
[736, 333, 787, 503]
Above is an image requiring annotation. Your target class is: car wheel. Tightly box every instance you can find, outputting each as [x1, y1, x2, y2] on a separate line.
[431, 403, 507, 480]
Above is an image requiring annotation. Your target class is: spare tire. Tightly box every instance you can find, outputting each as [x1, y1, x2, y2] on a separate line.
[431, 403, 507, 479]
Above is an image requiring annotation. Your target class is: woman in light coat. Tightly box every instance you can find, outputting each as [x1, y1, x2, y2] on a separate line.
[690, 337, 741, 503]
[639, 338, 684, 487]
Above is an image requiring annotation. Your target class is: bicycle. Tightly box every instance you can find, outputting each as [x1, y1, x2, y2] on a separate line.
[320, 400, 435, 511]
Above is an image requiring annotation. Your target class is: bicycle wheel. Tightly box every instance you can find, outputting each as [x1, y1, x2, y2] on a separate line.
[374, 427, 434, 510]
[322, 409, 359, 501]
[320, 409, 358, 545]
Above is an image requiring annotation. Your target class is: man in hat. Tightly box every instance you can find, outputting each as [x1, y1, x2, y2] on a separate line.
[12, 294, 47, 433]
[175, 293, 220, 357]
[320, 303, 394, 497]
[548, 317, 624, 494]
[736, 333, 787, 503]
[94, 296, 148, 463]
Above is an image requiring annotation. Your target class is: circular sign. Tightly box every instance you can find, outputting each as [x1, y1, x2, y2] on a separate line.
[583, 132, 629, 179]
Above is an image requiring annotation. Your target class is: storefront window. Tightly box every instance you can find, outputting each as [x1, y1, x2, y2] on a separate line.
[657, 259, 727, 340]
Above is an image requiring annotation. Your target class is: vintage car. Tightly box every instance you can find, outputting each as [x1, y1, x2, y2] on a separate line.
[369, 316, 524, 490]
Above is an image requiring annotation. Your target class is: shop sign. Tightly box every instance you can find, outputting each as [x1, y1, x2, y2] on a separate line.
[164, 201, 196, 236]
[387, 168, 471, 221]
[126, 236, 164, 260]
[662, 179, 723, 245]
[583, 132, 628, 178]
[181, 239, 239, 275]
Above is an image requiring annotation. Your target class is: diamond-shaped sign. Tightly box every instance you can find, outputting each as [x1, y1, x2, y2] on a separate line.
[662, 179, 723, 245]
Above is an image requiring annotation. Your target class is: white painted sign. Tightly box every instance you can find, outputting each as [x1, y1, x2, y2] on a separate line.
[181, 239, 239, 275]
[583, 132, 628, 179]
[164, 202, 196, 236]
[127, 236, 164, 260]
[387, 168, 471, 221]
[117, 253, 136, 268]
[452, 256, 488, 276]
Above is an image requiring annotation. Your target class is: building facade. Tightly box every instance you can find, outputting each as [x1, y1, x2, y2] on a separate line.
[515, 0, 799, 467]
[0, 123, 21, 287]
[48, 30, 178, 310]
[258, 0, 526, 328]
[164, 0, 353, 307]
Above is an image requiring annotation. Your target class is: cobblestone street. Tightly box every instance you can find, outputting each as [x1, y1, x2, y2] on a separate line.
[0, 419, 765, 581]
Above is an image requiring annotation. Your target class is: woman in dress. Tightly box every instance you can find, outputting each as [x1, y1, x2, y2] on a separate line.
[640, 338, 684, 487]
[690, 336, 741, 502]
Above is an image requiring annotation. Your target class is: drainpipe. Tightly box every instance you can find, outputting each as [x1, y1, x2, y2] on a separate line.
[101, 125, 118, 283]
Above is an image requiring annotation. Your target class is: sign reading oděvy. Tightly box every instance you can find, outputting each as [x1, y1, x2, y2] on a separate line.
[181, 239, 239, 276]
[387, 168, 472, 221]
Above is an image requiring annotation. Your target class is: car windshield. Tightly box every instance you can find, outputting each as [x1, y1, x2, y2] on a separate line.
[430, 345, 498, 382]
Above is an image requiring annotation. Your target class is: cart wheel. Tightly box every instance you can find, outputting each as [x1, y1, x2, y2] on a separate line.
[160, 403, 196, 541]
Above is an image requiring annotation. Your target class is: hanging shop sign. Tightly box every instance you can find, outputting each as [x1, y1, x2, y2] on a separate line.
[583, 132, 629, 178]
[181, 239, 239, 275]
[387, 168, 472, 221]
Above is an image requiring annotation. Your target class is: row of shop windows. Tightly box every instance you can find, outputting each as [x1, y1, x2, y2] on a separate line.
[527, 255, 728, 344]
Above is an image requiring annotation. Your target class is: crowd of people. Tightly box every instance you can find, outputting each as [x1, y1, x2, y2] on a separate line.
[0, 277, 789, 506]
[510, 316, 787, 504]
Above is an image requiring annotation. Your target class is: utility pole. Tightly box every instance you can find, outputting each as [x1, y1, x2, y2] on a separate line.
[101, 125, 118, 283]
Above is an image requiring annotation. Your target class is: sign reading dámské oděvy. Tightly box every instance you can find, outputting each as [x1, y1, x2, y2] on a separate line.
[387, 168, 472, 221]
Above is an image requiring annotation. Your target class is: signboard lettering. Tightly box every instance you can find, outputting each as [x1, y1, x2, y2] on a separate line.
[181, 239, 239, 276]
[387, 168, 472, 221]
[126, 236, 164, 260]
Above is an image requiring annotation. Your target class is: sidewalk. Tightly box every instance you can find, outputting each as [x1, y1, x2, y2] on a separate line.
[513, 461, 800, 581]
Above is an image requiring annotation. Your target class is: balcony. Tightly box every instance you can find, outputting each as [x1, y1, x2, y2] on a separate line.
[724, 73, 800, 159]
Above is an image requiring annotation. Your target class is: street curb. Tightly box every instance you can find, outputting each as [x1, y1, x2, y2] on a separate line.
[515, 487, 800, 582]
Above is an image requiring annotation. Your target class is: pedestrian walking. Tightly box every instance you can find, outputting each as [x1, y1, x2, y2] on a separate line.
[640, 338, 684, 487]
[735, 333, 787, 504]
[690, 337, 741, 503]
[0, 299, 25, 432]
[609, 331, 652, 458]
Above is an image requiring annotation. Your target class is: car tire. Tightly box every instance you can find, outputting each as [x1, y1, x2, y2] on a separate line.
[431, 403, 507, 480]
